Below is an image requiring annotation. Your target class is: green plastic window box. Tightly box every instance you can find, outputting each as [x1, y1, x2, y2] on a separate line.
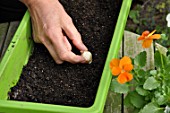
[0, 0, 132, 113]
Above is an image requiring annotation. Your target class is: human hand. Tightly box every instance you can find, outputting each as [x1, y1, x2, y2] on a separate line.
[20, 0, 88, 64]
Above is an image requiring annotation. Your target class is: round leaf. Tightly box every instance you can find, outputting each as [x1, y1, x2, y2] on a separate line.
[110, 79, 129, 94]
[143, 77, 160, 90]
[134, 51, 147, 67]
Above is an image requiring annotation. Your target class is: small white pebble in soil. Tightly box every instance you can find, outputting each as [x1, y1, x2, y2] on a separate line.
[81, 51, 92, 64]
[13, 91, 19, 98]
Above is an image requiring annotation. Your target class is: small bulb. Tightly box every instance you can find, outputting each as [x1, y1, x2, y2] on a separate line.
[81, 51, 92, 64]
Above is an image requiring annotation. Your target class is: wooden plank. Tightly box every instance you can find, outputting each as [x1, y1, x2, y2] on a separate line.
[123, 30, 155, 70]
[1, 21, 20, 58]
[104, 91, 122, 113]
[0, 22, 9, 58]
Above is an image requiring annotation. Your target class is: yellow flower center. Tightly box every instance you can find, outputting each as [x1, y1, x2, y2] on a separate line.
[121, 69, 125, 73]
[145, 30, 156, 39]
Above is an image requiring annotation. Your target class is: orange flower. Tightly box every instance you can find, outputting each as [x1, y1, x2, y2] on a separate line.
[109, 56, 133, 84]
[138, 30, 161, 48]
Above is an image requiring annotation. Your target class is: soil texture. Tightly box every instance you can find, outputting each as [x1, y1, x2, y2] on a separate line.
[9, 0, 122, 107]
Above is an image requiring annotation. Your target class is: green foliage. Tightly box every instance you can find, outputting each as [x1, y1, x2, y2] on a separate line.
[164, 63, 170, 76]
[113, 0, 170, 110]
[156, 95, 168, 105]
[129, 10, 140, 24]
[139, 102, 164, 113]
[156, 2, 165, 13]
[110, 79, 129, 94]
[161, 34, 168, 41]
[143, 77, 160, 90]
[150, 70, 157, 76]
[128, 91, 146, 108]
[110, 46, 170, 112]
[131, 50, 170, 112]
[126, 0, 170, 48]
[154, 51, 167, 69]
[136, 86, 149, 96]
[134, 51, 146, 68]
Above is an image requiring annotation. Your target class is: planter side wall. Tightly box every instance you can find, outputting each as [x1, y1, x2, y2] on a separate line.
[0, 11, 33, 99]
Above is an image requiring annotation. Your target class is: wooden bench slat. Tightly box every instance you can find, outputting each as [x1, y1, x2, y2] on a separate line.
[1, 21, 20, 58]
[104, 91, 122, 113]
[123, 31, 154, 70]
[0, 22, 9, 58]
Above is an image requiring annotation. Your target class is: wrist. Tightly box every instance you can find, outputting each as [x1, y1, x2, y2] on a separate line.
[20, 0, 59, 7]
[19, 0, 40, 8]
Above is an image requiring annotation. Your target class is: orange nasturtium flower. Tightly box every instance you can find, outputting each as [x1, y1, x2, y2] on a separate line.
[138, 30, 161, 48]
[109, 56, 133, 84]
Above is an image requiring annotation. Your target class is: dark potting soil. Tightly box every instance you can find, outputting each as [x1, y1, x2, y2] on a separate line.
[9, 0, 122, 107]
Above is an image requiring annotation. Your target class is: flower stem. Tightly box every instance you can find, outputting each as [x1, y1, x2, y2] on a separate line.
[160, 51, 165, 69]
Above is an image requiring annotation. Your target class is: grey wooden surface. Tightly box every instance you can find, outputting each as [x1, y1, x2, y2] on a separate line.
[0, 21, 20, 59]
[0, 22, 9, 57]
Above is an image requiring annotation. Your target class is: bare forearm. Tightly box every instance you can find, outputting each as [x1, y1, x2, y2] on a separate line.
[19, 0, 33, 6]
[20, 0, 59, 7]
[19, 0, 41, 8]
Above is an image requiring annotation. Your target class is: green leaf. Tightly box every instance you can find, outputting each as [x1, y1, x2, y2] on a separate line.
[139, 102, 164, 113]
[136, 86, 149, 96]
[154, 51, 167, 69]
[154, 51, 162, 68]
[129, 10, 139, 24]
[137, 69, 149, 82]
[138, 69, 146, 77]
[133, 109, 140, 113]
[129, 91, 146, 108]
[164, 63, 170, 76]
[124, 95, 140, 113]
[161, 34, 168, 40]
[143, 77, 160, 90]
[134, 51, 147, 67]
[110, 79, 129, 94]
[154, 91, 162, 98]
[156, 95, 168, 105]
[150, 70, 157, 76]
[167, 55, 170, 64]
[124, 93, 134, 107]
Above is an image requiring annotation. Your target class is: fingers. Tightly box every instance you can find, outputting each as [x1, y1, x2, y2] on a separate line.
[31, 17, 41, 43]
[63, 36, 72, 51]
[44, 28, 86, 64]
[61, 52, 86, 64]
[52, 35, 87, 64]
[42, 38, 63, 64]
[61, 16, 88, 51]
